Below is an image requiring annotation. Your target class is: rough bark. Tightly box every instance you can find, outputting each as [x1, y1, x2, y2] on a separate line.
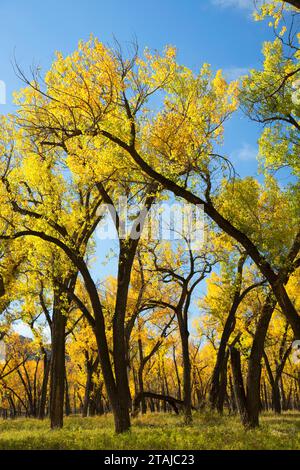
[50, 291, 67, 429]
[179, 320, 192, 423]
[245, 293, 276, 428]
[173, 346, 182, 400]
[65, 372, 71, 416]
[210, 255, 247, 410]
[230, 347, 249, 427]
[38, 348, 50, 419]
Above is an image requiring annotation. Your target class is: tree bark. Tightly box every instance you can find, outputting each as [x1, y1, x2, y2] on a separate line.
[50, 290, 67, 429]
[210, 255, 247, 410]
[217, 350, 229, 413]
[82, 357, 99, 417]
[173, 346, 182, 400]
[38, 348, 50, 419]
[230, 347, 249, 427]
[137, 334, 147, 414]
[179, 320, 192, 423]
[133, 392, 191, 415]
[65, 371, 71, 416]
[246, 294, 276, 428]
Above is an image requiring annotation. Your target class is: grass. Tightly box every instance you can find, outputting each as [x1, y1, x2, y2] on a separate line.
[0, 411, 299, 450]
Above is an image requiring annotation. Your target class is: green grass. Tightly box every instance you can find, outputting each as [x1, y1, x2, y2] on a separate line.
[0, 411, 299, 450]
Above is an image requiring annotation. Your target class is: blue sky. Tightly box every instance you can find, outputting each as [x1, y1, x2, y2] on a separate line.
[0, 0, 274, 174]
[0, 3, 274, 216]
[0, 0, 278, 335]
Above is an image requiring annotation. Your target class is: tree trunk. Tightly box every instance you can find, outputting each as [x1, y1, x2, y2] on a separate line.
[230, 347, 249, 427]
[210, 255, 246, 410]
[280, 377, 288, 410]
[92, 311, 131, 433]
[173, 346, 182, 400]
[50, 291, 67, 429]
[228, 373, 237, 413]
[38, 349, 50, 419]
[49, 272, 78, 429]
[138, 367, 147, 414]
[137, 335, 147, 414]
[65, 371, 72, 416]
[50, 290, 66, 429]
[246, 293, 276, 428]
[82, 366, 93, 417]
[180, 324, 192, 423]
[217, 351, 229, 414]
[272, 380, 282, 414]
[111, 244, 138, 431]
[262, 380, 269, 411]
[93, 383, 104, 415]
[133, 391, 187, 415]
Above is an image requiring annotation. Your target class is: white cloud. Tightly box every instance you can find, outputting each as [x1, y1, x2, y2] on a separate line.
[211, 0, 251, 8]
[233, 143, 258, 162]
[211, 0, 260, 10]
[223, 66, 249, 81]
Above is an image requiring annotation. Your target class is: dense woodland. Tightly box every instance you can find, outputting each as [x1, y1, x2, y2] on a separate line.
[0, 0, 300, 438]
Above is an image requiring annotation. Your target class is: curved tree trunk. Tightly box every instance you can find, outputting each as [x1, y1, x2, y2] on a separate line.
[133, 391, 191, 415]
[125, 145, 300, 340]
[245, 293, 276, 428]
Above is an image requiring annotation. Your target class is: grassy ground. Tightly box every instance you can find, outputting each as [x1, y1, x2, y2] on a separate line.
[0, 412, 299, 450]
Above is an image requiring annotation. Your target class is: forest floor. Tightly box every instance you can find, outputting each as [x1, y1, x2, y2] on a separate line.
[0, 411, 299, 450]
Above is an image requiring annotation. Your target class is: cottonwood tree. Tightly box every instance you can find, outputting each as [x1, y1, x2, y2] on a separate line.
[14, 37, 299, 341]
[208, 177, 299, 426]
[242, 13, 300, 177]
[0, 116, 106, 428]
[140, 233, 217, 423]
[204, 248, 266, 413]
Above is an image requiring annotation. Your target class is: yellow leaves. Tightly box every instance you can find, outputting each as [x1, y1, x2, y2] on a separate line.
[9, 37, 241, 203]
[241, 27, 300, 178]
[279, 25, 287, 37]
[212, 70, 227, 96]
[254, 1, 285, 30]
[286, 271, 300, 311]
[143, 63, 238, 178]
[216, 175, 298, 268]
[164, 46, 177, 60]
[137, 45, 178, 91]
[45, 35, 121, 113]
